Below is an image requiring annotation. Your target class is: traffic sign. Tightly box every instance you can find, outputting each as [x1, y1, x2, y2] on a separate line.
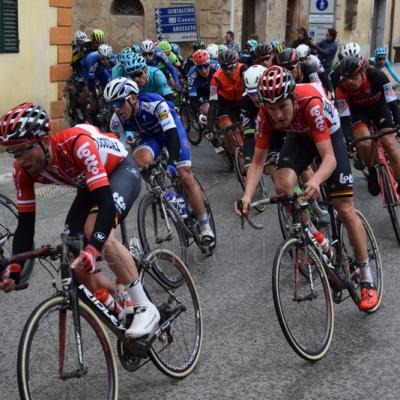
[155, 6, 197, 42]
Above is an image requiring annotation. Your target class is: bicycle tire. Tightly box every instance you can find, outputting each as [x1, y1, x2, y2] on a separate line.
[234, 146, 246, 190]
[277, 203, 292, 240]
[339, 209, 383, 312]
[144, 249, 203, 378]
[0, 193, 34, 284]
[18, 295, 118, 400]
[181, 103, 202, 146]
[272, 238, 334, 361]
[137, 192, 187, 265]
[381, 168, 400, 243]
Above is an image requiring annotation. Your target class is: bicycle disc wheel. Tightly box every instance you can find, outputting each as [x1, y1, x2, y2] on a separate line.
[18, 295, 118, 400]
[0, 194, 34, 283]
[143, 249, 203, 378]
[381, 169, 400, 243]
[339, 209, 383, 312]
[272, 238, 334, 361]
[138, 192, 187, 262]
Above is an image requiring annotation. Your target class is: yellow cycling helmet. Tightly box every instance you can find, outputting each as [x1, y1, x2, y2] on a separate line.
[91, 29, 105, 44]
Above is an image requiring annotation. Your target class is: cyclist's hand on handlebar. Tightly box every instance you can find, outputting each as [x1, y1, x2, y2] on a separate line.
[0, 263, 22, 293]
[71, 244, 101, 274]
[235, 195, 251, 217]
[303, 178, 320, 201]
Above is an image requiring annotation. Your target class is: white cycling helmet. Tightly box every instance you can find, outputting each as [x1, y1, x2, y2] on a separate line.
[98, 43, 112, 58]
[74, 31, 87, 44]
[141, 39, 155, 53]
[296, 44, 311, 59]
[104, 78, 139, 103]
[342, 42, 361, 57]
[206, 43, 219, 60]
[244, 64, 267, 95]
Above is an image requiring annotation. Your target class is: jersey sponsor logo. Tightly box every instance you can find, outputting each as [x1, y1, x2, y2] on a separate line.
[94, 136, 121, 153]
[76, 142, 100, 175]
[94, 232, 106, 242]
[310, 104, 326, 132]
[323, 100, 334, 118]
[339, 173, 353, 184]
[159, 111, 168, 121]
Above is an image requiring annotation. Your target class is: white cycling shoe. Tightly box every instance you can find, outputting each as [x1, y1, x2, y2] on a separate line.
[125, 302, 160, 339]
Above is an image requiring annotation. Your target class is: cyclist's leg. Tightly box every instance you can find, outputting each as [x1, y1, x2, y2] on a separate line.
[351, 106, 374, 166]
[131, 137, 159, 181]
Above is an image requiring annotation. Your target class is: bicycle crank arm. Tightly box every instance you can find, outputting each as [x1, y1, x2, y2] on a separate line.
[155, 233, 173, 244]
[59, 366, 88, 380]
[293, 292, 318, 302]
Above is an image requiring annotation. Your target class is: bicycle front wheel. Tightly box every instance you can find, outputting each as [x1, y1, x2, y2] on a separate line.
[272, 238, 334, 361]
[144, 249, 203, 378]
[381, 169, 400, 244]
[339, 209, 383, 312]
[18, 295, 118, 400]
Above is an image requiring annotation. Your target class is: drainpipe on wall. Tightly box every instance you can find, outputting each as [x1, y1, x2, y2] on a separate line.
[388, 0, 395, 61]
[230, 0, 235, 32]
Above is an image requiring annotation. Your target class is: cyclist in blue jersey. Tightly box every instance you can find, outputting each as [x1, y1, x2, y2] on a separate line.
[123, 53, 175, 103]
[111, 47, 132, 79]
[369, 47, 400, 84]
[104, 78, 215, 249]
[187, 50, 220, 117]
[141, 39, 181, 91]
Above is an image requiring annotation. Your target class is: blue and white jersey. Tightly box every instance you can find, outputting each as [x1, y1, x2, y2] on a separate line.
[82, 51, 117, 91]
[187, 60, 220, 98]
[110, 93, 178, 139]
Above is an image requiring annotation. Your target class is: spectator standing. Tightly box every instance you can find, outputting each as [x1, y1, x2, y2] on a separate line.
[309, 28, 338, 74]
[292, 27, 311, 48]
[224, 31, 240, 53]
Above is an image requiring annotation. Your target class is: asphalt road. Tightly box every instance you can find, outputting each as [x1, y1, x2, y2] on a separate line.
[1, 140, 400, 400]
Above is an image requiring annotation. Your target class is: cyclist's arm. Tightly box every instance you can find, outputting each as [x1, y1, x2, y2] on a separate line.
[153, 69, 174, 98]
[381, 75, 400, 125]
[157, 51, 181, 90]
[240, 96, 256, 135]
[12, 212, 35, 255]
[207, 77, 219, 131]
[384, 59, 400, 84]
[335, 87, 352, 147]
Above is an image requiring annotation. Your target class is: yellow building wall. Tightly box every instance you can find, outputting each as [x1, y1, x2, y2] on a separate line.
[0, 0, 57, 114]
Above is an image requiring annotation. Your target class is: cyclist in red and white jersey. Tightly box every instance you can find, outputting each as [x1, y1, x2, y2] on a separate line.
[238, 66, 378, 311]
[0, 103, 160, 339]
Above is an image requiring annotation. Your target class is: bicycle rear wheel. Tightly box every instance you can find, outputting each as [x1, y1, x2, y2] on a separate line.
[339, 209, 383, 312]
[144, 249, 203, 378]
[272, 238, 334, 361]
[18, 295, 118, 400]
[0, 194, 34, 283]
[381, 169, 400, 244]
[234, 145, 246, 190]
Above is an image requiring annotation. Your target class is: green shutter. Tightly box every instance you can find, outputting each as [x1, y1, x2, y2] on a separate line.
[0, 0, 19, 53]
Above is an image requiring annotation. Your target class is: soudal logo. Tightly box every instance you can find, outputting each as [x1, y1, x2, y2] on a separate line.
[76, 142, 100, 175]
[339, 173, 353, 184]
[310, 104, 325, 132]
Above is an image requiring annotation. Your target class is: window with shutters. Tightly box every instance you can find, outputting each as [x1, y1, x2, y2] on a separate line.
[111, 0, 144, 16]
[0, 0, 19, 53]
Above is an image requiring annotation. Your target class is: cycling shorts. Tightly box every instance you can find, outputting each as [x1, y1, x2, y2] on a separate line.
[131, 118, 191, 168]
[351, 100, 395, 131]
[277, 128, 353, 199]
[64, 156, 141, 235]
[217, 99, 242, 123]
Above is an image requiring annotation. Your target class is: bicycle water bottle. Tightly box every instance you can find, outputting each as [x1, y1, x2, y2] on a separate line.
[95, 288, 124, 320]
[313, 231, 333, 259]
[115, 279, 134, 315]
[175, 195, 188, 219]
[165, 190, 176, 205]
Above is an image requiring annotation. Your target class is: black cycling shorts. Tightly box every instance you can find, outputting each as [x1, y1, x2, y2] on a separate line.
[64, 156, 141, 236]
[277, 128, 353, 199]
[351, 100, 395, 130]
[217, 99, 242, 122]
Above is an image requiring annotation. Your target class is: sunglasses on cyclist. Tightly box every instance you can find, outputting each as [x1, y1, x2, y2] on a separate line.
[376, 57, 386, 61]
[196, 63, 210, 70]
[110, 98, 127, 109]
[130, 69, 145, 79]
[142, 52, 154, 56]
[222, 63, 237, 71]
[259, 56, 271, 61]
[7, 140, 41, 159]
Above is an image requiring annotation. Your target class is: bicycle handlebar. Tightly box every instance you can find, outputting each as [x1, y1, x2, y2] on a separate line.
[351, 128, 398, 146]
[215, 122, 242, 136]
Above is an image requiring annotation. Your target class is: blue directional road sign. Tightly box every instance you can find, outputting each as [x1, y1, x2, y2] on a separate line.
[155, 6, 197, 42]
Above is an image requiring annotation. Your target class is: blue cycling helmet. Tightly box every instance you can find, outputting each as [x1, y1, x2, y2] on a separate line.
[171, 42, 180, 55]
[124, 53, 147, 74]
[131, 43, 141, 53]
[375, 47, 387, 58]
[118, 47, 132, 63]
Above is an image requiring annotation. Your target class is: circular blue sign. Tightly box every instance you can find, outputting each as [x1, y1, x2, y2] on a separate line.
[316, 0, 328, 11]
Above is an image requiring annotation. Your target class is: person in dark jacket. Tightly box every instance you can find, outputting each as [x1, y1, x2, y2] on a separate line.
[309, 28, 337, 74]
[292, 27, 311, 49]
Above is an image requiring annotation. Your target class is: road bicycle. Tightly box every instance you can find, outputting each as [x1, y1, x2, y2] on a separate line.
[352, 129, 400, 243]
[0, 193, 34, 285]
[0, 228, 203, 399]
[238, 192, 382, 361]
[137, 159, 216, 266]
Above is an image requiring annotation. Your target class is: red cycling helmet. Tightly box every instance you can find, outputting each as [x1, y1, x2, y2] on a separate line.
[193, 49, 210, 66]
[0, 102, 50, 145]
[259, 66, 296, 104]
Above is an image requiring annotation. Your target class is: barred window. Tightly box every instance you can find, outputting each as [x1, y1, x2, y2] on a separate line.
[111, 0, 144, 16]
[0, 0, 19, 53]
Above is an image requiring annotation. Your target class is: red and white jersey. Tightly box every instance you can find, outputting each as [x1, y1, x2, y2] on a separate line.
[256, 83, 341, 150]
[13, 124, 128, 213]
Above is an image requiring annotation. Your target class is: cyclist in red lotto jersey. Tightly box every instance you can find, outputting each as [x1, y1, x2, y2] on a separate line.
[335, 55, 400, 196]
[0, 103, 160, 339]
[238, 66, 378, 311]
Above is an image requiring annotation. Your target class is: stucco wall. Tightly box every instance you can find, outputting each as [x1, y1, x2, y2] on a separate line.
[0, 0, 57, 114]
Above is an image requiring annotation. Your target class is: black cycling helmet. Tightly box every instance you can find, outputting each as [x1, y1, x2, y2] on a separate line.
[218, 49, 238, 68]
[255, 43, 272, 59]
[276, 48, 298, 68]
[192, 40, 205, 51]
[335, 55, 366, 77]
